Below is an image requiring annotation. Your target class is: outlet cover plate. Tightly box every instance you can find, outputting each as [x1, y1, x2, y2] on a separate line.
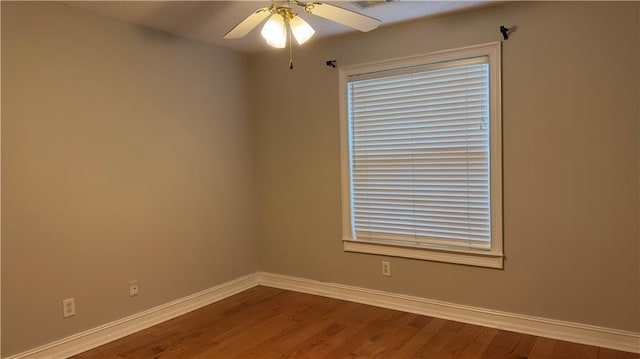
[62, 298, 76, 318]
[129, 281, 139, 297]
[382, 261, 391, 276]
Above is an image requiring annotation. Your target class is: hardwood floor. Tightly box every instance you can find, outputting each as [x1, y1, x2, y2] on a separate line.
[73, 286, 639, 359]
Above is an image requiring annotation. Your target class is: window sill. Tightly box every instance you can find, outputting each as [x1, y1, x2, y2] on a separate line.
[343, 239, 504, 269]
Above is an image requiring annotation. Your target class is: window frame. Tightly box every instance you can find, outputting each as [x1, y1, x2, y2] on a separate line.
[338, 42, 503, 269]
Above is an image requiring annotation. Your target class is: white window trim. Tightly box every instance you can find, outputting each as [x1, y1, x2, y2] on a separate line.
[338, 42, 503, 269]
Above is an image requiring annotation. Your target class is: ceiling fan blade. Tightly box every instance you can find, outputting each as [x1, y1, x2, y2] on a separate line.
[304, 2, 381, 32]
[224, 7, 271, 39]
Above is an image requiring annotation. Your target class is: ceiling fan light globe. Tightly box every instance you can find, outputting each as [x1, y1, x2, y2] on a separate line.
[289, 16, 315, 45]
[261, 14, 287, 48]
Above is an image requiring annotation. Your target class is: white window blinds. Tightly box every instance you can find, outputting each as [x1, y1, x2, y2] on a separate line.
[347, 57, 491, 250]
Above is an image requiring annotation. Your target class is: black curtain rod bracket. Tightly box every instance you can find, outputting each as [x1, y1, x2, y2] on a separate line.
[500, 25, 514, 40]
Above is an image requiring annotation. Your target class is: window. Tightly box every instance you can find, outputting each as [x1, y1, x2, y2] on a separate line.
[339, 42, 503, 268]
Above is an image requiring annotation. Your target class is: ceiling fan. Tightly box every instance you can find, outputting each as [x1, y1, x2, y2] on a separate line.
[224, 1, 381, 66]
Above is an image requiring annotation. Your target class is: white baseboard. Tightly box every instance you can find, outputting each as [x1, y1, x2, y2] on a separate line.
[256, 272, 640, 354]
[6, 271, 639, 358]
[5, 274, 259, 359]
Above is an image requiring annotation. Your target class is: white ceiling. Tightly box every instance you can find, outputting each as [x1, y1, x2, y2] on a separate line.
[65, 1, 496, 54]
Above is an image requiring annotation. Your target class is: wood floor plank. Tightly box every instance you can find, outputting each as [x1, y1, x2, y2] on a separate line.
[286, 305, 402, 358]
[509, 333, 536, 358]
[120, 289, 295, 358]
[361, 315, 431, 359]
[226, 295, 351, 358]
[480, 330, 520, 358]
[457, 327, 500, 359]
[528, 337, 557, 359]
[599, 347, 619, 359]
[600, 347, 640, 359]
[419, 322, 484, 359]
[378, 316, 447, 359]
[268, 301, 368, 358]
[552, 340, 578, 358]
[74, 286, 638, 359]
[145, 286, 283, 339]
[73, 332, 157, 358]
[574, 343, 599, 359]
[82, 286, 285, 359]
[161, 290, 315, 358]
[348, 312, 421, 358]
[229, 295, 345, 359]
[412, 320, 465, 358]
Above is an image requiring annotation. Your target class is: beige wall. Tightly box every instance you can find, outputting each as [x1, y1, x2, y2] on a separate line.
[1, 2, 257, 356]
[251, 1, 640, 332]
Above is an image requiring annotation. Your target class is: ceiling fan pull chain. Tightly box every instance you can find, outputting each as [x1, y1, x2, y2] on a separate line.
[288, 24, 294, 70]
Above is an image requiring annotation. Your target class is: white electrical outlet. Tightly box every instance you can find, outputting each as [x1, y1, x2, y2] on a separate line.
[382, 261, 391, 276]
[129, 280, 139, 297]
[62, 298, 76, 318]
